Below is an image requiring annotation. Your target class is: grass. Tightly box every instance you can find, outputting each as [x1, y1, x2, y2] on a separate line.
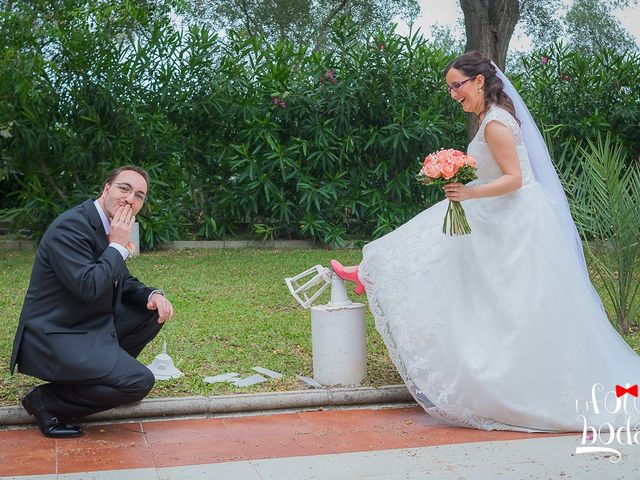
[0, 248, 401, 406]
[1, 247, 639, 407]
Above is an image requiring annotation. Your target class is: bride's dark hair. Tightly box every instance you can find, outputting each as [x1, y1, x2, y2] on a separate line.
[445, 51, 519, 123]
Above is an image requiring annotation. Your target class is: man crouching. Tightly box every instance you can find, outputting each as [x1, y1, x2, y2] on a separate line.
[9, 165, 174, 438]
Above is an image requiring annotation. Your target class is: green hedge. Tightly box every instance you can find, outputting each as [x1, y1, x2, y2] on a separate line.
[516, 43, 640, 162]
[1, 2, 638, 247]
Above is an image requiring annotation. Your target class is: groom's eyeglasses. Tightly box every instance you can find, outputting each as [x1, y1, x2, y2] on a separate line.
[114, 182, 147, 202]
[447, 75, 478, 93]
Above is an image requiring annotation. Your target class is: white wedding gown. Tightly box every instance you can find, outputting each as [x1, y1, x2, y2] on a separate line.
[359, 105, 640, 432]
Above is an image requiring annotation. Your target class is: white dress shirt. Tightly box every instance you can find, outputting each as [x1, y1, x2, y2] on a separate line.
[93, 200, 129, 260]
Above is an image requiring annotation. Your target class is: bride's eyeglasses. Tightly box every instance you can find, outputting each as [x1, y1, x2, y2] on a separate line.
[447, 75, 478, 93]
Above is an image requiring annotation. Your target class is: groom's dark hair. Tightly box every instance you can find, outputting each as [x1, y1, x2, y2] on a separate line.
[103, 165, 150, 191]
[445, 51, 519, 124]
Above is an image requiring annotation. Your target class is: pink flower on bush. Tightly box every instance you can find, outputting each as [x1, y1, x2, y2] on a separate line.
[541, 55, 549, 65]
[272, 97, 287, 108]
[326, 68, 336, 84]
[319, 68, 337, 84]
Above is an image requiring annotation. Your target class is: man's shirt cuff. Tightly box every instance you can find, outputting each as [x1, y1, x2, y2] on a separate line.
[109, 243, 129, 261]
[148, 289, 165, 303]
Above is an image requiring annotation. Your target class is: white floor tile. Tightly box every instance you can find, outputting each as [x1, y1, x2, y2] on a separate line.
[339, 448, 446, 477]
[430, 440, 538, 467]
[453, 461, 556, 480]
[0, 475, 57, 480]
[158, 461, 263, 480]
[363, 470, 464, 480]
[58, 468, 159, 480]
[506, 435, 640, 478]
[250, 453, 361, 480]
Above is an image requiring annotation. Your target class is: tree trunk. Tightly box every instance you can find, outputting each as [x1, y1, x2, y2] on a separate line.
[459, 0, 520, 70]
[459, 0, 520, 138]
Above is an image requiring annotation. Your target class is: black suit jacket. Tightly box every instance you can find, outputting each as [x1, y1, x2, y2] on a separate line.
[10, 199, 154, 382]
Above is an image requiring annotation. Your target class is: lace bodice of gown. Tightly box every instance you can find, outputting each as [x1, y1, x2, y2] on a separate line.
[467, 105, 535, 186]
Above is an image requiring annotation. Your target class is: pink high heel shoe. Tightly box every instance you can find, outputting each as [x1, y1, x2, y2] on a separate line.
[330, 259, 365, 296]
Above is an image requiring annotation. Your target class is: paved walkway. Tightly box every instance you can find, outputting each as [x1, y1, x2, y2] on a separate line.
[1, 405, 638, 479]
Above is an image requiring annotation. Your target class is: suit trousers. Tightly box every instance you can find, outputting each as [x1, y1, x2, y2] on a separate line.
[32, 307, 163, 419]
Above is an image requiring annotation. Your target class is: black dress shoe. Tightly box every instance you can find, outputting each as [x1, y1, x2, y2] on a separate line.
[22, 390, 84, 438]
[40, 416, 83, 438]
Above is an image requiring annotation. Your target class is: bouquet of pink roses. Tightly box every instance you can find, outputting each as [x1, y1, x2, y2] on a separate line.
[418, 149, 478, 236]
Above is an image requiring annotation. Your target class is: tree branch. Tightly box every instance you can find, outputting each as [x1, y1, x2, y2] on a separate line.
[238, 0, 264, 37]
[313, 0, 349, 51]
[36, 158, 67, 201]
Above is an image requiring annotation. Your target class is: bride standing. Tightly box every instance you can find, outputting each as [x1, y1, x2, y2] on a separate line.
[332, 50, 640, 432]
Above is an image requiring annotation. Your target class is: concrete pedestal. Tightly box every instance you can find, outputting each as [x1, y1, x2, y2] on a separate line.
[310, 302, 367, 386]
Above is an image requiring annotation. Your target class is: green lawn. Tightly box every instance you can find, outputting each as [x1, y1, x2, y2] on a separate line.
[0, 248, 401, 406]
[1, 248, 638, 407]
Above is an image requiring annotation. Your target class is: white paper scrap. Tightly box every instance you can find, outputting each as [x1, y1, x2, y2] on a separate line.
[252, 366, 284, 379]
[203, 373, 240, 384]
[233, 374, 268, 387]
[297, 375, 323, 388]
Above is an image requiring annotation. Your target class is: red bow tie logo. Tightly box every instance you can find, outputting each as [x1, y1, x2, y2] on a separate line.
[615, 384, 638, 397]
